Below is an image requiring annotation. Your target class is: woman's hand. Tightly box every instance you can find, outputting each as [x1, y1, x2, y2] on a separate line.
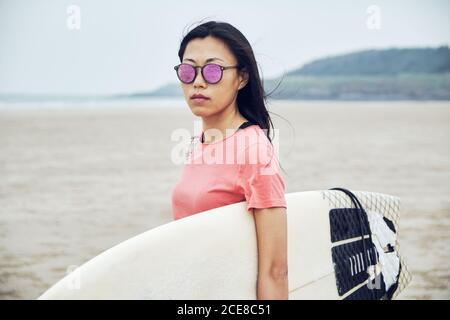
[253, 206, 288, 300]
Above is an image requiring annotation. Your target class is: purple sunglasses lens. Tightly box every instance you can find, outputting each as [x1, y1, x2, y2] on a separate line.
[203, 64, 222, 83]
[178, 64, 195, 83]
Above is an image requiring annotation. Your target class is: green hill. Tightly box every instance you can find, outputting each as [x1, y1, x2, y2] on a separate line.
[286, 46, 450, 76]
[265, 73, 450, 100]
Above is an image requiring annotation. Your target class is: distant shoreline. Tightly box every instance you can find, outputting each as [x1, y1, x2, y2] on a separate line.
[1, 98, 449, 112]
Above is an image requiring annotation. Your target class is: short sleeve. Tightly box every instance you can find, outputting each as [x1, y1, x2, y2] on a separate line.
[236, 142, 287, 212]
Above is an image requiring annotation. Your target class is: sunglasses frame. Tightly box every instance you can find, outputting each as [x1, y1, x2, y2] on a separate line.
[174, 63, 240, 84]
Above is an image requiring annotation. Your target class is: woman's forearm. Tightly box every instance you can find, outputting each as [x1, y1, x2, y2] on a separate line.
[257, 273, 289, 300]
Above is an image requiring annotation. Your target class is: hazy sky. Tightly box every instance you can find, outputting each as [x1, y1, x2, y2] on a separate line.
[0, 0, 449, 95]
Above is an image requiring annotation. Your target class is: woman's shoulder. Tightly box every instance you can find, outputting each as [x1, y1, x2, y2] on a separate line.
[239, 124, 273, 148]
[236, 125, 276, 165]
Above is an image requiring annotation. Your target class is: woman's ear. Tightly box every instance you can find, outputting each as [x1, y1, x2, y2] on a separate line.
[238, 68, 249, 91]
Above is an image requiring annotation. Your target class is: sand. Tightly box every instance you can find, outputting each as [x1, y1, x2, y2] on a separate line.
[0, 100, 448, 299]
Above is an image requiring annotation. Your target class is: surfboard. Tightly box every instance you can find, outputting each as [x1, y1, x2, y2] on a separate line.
[37, 189, 411, 300]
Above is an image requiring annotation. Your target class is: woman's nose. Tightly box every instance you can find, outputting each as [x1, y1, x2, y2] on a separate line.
[193, 67, 206, 88]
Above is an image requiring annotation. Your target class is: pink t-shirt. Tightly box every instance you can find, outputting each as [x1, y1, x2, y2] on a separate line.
[171, 124, 287, 220]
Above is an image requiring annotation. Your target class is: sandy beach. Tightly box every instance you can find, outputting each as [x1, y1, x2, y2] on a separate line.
[0, 100, 449, 299]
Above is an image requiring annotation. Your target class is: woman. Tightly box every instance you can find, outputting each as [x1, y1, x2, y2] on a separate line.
[171, 21, 288, 300]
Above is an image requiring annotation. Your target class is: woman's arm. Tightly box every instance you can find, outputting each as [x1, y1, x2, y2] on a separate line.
[253, 206, 288, 300]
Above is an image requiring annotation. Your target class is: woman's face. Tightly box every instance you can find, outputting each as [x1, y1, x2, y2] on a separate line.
[180, 36, 248, 118]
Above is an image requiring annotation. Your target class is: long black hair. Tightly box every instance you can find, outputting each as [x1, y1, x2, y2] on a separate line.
[177, 20, 286, 146]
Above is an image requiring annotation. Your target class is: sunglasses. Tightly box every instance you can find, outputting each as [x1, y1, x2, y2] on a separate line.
[174, 63, 240, 84]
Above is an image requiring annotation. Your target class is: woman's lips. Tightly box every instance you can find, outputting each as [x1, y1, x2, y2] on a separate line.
[191, 97, 210, 104]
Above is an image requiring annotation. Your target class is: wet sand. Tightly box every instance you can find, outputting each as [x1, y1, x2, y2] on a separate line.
[0, 100, 449, 299]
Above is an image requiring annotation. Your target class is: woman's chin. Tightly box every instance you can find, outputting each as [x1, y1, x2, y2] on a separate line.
[189, 105, 211, 117]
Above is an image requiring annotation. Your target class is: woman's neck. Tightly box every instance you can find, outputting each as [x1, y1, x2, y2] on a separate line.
[201, 112, 248, 144]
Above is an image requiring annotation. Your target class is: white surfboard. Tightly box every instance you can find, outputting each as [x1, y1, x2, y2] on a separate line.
[38, 189, 411, 300]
